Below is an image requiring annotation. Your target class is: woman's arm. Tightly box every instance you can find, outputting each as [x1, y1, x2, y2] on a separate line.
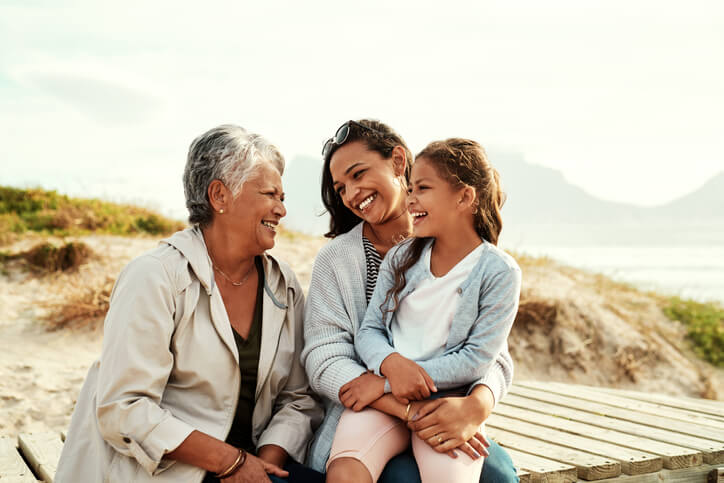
[94, 255, 198, 476]
[301, 248, 369, 403]
[168, 431, 287, 481]
[256, 275, 324, 464]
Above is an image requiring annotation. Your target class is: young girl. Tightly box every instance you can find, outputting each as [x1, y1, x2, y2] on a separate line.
[326, 138, 521, 483]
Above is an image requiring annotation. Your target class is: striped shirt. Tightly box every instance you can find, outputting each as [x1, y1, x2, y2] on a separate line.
[362, 236, 382, 303]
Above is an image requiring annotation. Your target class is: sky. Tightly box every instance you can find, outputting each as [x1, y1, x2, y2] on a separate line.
[1, 0, 723, 218]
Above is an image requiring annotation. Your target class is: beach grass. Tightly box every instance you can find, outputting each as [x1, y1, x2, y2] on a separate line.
[663, 297, 724, 367]
[0, 185, 185, 243]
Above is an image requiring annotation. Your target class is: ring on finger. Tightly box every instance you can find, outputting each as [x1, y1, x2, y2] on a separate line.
[437, 435, 443, 444]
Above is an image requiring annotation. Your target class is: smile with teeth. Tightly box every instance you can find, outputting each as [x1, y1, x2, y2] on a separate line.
[261, 220, 278, 232]
[357, 194, 377, 211]
[410, 211, 427, 224]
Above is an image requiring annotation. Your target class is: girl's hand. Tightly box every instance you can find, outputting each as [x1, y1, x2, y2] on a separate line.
[339, 372, 386, 411]
[407, 396, 490, 459]
[380, 353, 437, 404]
[224, 453, 288, 482]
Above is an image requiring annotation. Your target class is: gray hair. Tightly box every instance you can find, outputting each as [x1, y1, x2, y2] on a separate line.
[183, 124, 285, 227]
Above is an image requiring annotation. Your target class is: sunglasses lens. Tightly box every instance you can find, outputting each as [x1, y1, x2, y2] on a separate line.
[335, 123, 350, 144]
[322, 122, 353, 158]
[322, 138, 333, 157]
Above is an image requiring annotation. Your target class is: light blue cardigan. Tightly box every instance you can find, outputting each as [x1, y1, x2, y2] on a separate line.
[301, 222, 517, 472]
[356, 237, 522, 392]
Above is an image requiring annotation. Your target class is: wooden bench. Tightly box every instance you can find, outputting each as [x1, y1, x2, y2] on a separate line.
[1, 382, 722, 482]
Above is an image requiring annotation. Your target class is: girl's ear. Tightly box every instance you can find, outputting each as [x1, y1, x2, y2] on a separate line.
[458, 186, 477, 211]
[390, 146, 407, 177]
[208, 179, 230, 213]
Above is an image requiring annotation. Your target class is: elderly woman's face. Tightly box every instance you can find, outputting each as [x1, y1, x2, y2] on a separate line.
[227, 162, 286, 253]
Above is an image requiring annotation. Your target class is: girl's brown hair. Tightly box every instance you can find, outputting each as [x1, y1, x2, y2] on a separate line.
[382, 138, 505, 314]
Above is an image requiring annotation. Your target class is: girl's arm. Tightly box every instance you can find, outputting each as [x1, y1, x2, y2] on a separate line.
[416, 266, 522, 390]
[354, 251, 399, 372]
[355, 248, 437, 403]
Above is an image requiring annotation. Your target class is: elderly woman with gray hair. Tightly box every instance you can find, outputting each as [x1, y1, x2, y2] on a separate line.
[56, 125, 324, 483]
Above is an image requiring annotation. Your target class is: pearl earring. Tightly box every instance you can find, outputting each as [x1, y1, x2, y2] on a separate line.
[219, 209, 224, 214]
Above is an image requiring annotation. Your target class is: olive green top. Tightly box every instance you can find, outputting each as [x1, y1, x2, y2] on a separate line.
[225, 256, 263, 453]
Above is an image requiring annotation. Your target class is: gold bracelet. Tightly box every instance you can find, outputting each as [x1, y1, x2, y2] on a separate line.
[404, 403, 412, 421]
[216, 448, 245, 478]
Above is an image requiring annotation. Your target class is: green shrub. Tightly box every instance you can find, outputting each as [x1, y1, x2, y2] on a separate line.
[663, 297, 724, 367]
[0, 185, 185, 239]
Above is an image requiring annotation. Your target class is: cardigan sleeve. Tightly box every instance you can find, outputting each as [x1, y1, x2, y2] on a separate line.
[301, 245, 369, 403]
[417, 266, 521, 392]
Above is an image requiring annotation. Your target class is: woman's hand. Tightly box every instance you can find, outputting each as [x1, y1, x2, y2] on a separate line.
[407, 390, 493, 460]
[225, 453, 288, 482]
[339, 371, 386, 411]
[380, 353, 437, 404]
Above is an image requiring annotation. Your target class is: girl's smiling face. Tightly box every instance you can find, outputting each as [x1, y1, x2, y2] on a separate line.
[407, 157, 469, 238]
[329, 140, 407, 226]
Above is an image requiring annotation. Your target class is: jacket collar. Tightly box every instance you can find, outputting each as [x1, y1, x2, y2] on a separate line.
[161, 227, 288, 308]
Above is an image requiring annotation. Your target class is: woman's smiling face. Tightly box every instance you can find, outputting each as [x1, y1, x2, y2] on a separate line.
[227, 162, 286, 253]
[329, 140, 406, 226]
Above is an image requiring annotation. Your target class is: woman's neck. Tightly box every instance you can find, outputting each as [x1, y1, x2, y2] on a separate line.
[202, 224, 256, 277]
[365, 209, 413, 254]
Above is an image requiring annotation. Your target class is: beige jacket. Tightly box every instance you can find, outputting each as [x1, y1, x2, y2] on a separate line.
[55, 228, 323, 482]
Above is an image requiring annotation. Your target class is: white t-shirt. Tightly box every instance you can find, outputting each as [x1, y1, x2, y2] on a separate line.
[391, 242, 484, 361]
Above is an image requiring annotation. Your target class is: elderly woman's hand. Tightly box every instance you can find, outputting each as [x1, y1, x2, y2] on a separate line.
[225, 453, 288, 482]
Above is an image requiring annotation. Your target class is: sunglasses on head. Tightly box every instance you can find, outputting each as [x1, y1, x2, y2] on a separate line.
[321, 120, 385, 159]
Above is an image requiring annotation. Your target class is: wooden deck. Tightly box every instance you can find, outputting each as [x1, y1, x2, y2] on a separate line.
[1, 382, 722, 482]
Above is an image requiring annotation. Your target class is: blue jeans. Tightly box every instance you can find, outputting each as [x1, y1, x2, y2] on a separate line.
[268, 460, 326, 483]
[378, 439, 518, 483]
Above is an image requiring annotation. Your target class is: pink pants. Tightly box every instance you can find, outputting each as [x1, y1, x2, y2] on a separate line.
[328, 408, 485, 483]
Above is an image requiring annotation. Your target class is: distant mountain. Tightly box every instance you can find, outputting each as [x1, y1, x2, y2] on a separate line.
[281, 152, 724, 236]
[649, 171, 724, 221]
[488, 150, 645, 225]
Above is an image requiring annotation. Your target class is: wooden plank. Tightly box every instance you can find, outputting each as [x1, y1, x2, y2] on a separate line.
[518, 468, 531, 483]
[487, 426, 621, 480]
[17, 433, 63, 483]
[488, 413, 662, 475]
[581, 463, 724, 483]
[495, 403, 702, 470]
[502, 394, 720, 466]
[522, 382, 724, 430]
[592, 387, 724, 421]
[502, 446, 578, 483]
[583, 386, 724, 419]
[509, 385, 724, 444]
[0, 436, 36, 482]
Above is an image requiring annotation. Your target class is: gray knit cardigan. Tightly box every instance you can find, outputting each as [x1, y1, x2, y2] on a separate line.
[301, 222, 514, 472]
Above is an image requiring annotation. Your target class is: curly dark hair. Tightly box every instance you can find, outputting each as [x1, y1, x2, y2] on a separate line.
[320, 119, 413, 238]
